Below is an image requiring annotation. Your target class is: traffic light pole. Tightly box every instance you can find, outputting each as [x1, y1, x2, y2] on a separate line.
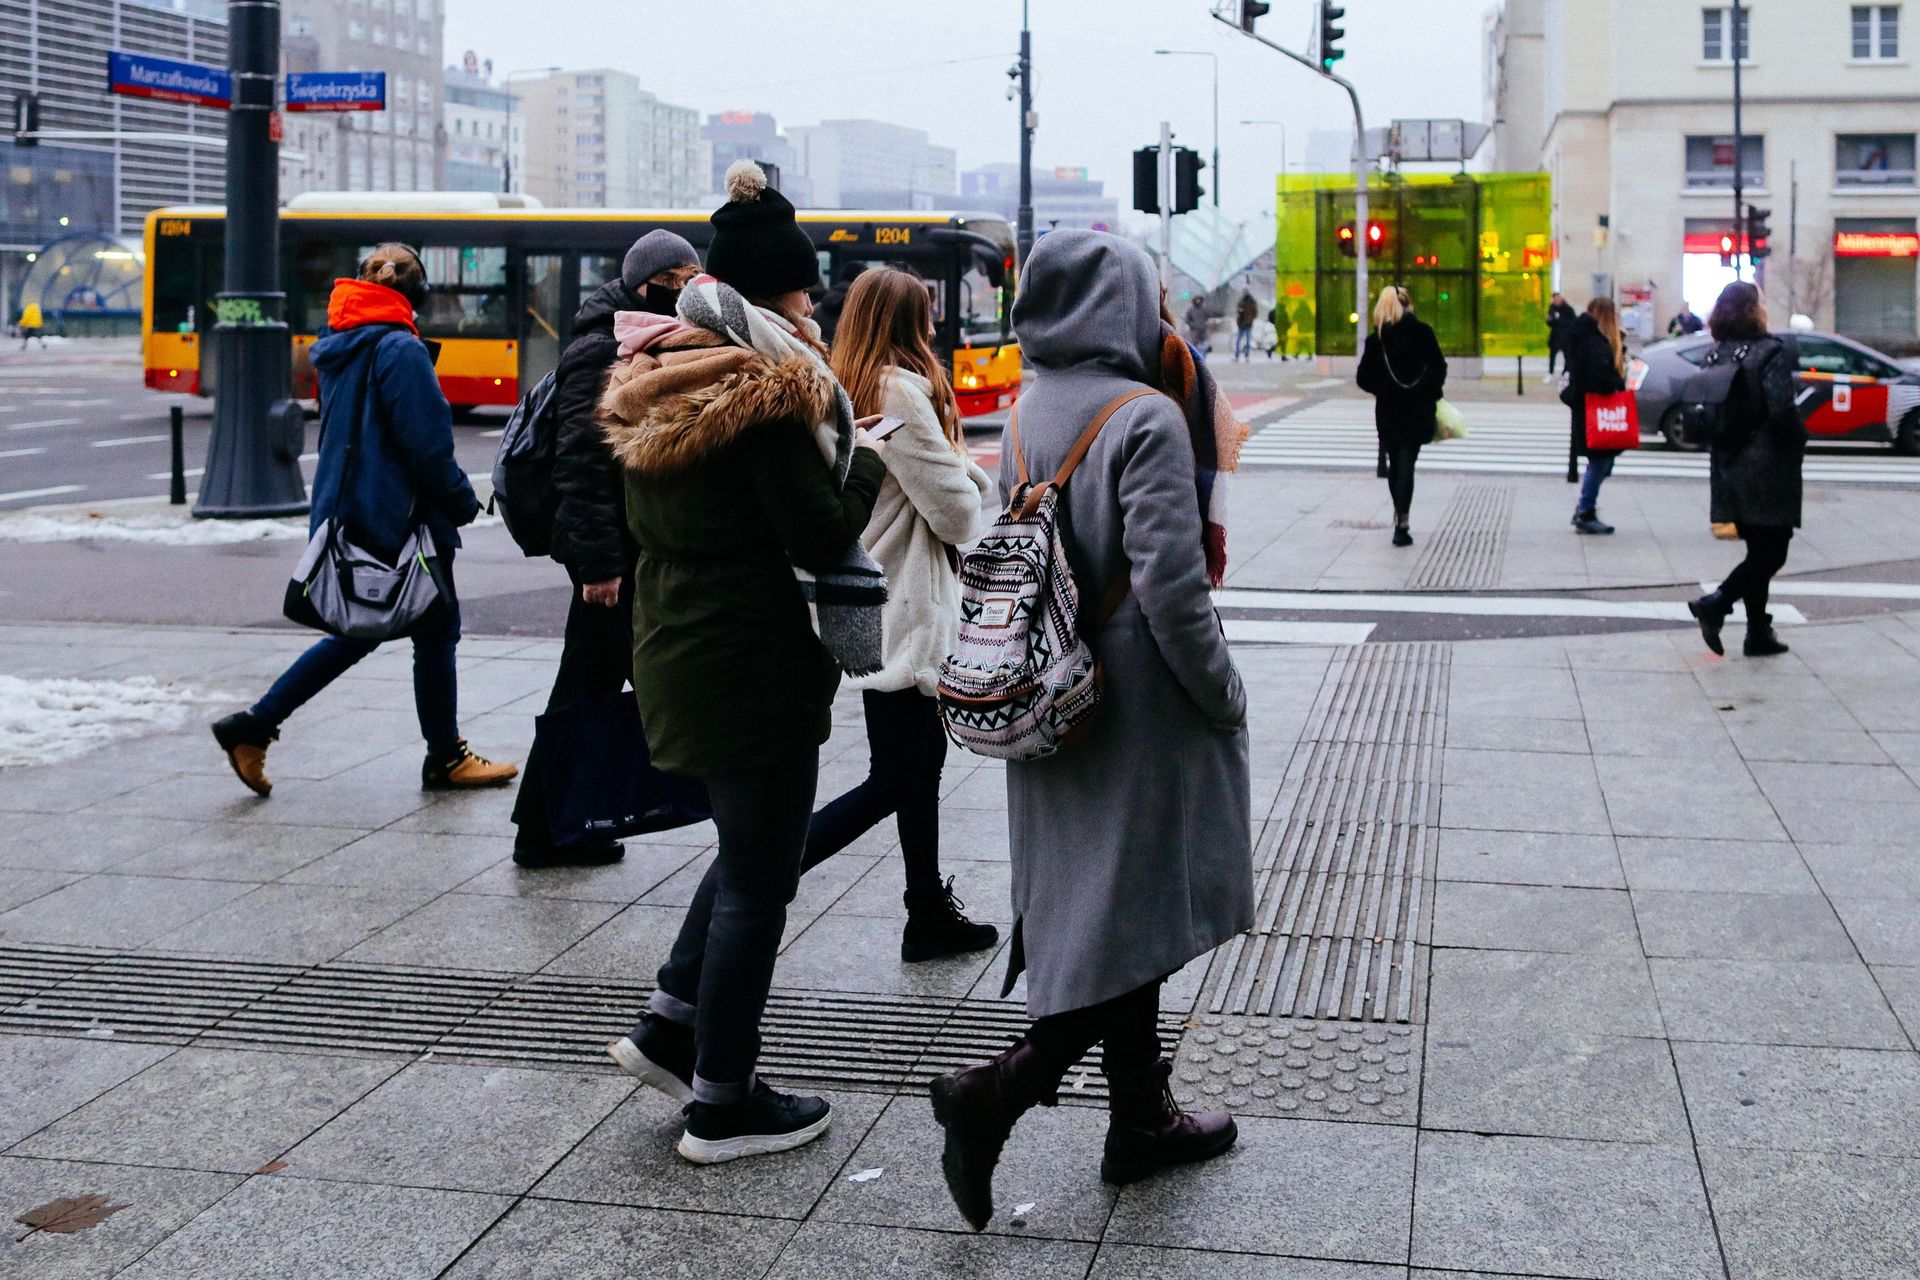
[1158, 122, 1174, 291]
[195, 0, 307, 518]
[1731, 0, 1745, 283]
[1213, 13, 1369, 354]
[1015, 0, 1035, 265]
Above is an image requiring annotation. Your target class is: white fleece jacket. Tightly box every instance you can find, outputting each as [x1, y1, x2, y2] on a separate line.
[851, 369, 995, 695]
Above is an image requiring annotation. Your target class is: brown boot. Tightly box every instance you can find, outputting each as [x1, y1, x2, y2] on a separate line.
[1099, 1058, 1238, 1185]
[928, 1041, 1059, 1231]
[211, 712, 276, 797]
[421, 740, 519, 791]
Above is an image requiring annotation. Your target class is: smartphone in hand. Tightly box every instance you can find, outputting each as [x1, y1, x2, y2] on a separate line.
[867, 416, 908, 442]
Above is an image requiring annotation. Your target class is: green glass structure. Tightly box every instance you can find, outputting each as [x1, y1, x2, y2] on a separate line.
[1274, 171, 1553, 357]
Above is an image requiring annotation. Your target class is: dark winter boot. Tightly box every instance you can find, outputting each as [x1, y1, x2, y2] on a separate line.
[1744, 613, 1791, 657]
[1571, 509, 1616, 535]
[928, 1040, 1060, 1231]
[1687, 588, 1734, 656]
[902, 878, 1000, 963]
[1392, 511, 1413, 547]
[1099, 1058, 1238, 1185]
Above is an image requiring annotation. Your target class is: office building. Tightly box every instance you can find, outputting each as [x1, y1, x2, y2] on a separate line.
[280, 0, 446, 197]
[786, 119, 956, 209]
[514, 69, 700, 207]
[442, 51, 522, 194]
[960, 164, 1121, 231]
[701, 111, 809, 206]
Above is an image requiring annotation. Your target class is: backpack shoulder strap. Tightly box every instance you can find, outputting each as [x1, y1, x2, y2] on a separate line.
[1012, 388, 1157, 518]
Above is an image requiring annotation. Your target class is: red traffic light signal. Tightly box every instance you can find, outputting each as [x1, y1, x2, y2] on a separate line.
[1337, 221, 1386, 258]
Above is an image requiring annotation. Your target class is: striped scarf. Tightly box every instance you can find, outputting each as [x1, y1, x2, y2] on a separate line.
[678, 275, 887, 676]
[1158, 324, 1248, 588]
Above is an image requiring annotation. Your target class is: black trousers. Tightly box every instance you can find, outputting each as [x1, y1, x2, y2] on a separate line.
[800, 687, 947, 898]
[1384, 438, 1422, 519]
[511, 578, 635, 848]
[1717, 525, 1793, 619]
[1026, 979, 1165, 1087]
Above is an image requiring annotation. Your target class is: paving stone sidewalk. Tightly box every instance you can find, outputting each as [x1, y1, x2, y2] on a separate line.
[3, 607, 1920, 1278]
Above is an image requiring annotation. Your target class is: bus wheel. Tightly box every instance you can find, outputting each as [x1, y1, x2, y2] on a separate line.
[1896, 411, 1920, 457]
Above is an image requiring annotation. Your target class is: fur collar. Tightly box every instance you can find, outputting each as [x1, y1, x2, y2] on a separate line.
[599, 327, 837, 477]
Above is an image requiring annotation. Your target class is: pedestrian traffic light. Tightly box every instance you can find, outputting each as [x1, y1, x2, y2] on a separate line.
[1336, 221, 1385, 258]
[1746, 204, 1772, 260]
[1319, 2, 1347, 71]
[11, 92, 39, 148]
[1132, 146, 1160, 215]
[1173, 147, 1205, 215]
[1239, 0, 1270, 32]
[1337, 223, 1356, 256]
[1718, 232, 1737, 267]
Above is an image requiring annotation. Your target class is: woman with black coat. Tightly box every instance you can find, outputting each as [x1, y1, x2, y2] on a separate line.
[1563, 297, 1629, 535]
[1687, 282, 1805, 657]
[1356, 285, 1446, 546]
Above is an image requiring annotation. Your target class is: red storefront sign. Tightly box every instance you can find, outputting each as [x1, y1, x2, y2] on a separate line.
[1683, 231, 1748, 255]
[1834, 231, 1920, 258]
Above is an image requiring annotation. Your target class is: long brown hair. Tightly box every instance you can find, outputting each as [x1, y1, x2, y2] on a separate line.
[829, 267, 964, 452]
[1708, 281, 1770, 341]
[1587, 296, 1627, 377]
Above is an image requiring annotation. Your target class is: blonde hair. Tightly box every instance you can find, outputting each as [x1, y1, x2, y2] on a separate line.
[1587, 296, 1627, 377]
[360, 243, 427, 306]
[1373, 284, 1410, 331]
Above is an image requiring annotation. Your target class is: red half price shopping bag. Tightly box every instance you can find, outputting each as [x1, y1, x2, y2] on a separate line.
[1585, 391, 1640, 451]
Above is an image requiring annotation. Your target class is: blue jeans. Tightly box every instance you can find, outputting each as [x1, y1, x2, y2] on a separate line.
[1233, 326, 1253, 359]
[1576, 452, 1617, 513]
[252, 573, 462, 756]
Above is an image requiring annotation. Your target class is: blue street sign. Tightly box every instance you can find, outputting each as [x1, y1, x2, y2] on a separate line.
[285, 71, 387, 113]
[107, 51, 231, 110]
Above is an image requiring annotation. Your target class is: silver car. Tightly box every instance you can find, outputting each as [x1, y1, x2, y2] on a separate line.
[1631, 329, 1920, 452]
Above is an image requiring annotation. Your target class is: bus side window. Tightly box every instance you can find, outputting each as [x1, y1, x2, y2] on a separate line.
[417, 245, 509, 339]
[289, 241, 358, 335]
[579, 254, 622, 292]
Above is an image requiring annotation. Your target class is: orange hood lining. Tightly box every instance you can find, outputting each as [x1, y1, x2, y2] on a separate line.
[326, 278, 418, 335]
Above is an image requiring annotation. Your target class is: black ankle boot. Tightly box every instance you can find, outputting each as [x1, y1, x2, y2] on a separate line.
[1688, 589, 1734, 656]
[1572, 509, 1615, 535]
[1099, 1058, 1238, 1185]
[902, 878, 1000, 963]
[928, 1040, 1059, 1230]
[1744, 613, 1790, 657]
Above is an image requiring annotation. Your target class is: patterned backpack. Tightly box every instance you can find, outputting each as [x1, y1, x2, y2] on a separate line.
[938, 389, 1154, 761]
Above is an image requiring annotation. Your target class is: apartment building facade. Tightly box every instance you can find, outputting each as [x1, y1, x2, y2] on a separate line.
[515, 70, 700, 208]
[280, 0, 447, 197]
[1488, 0, 1919, 345]
[442, 52, 522, 194]
[785, 119, 957, 209]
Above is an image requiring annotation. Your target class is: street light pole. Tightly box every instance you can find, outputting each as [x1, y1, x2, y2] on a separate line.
[1015, 0, 1035, 263]
[1155, 50, 1220, 207]
[1730, 0, 1745, 282]
[500, 66, 560, 195]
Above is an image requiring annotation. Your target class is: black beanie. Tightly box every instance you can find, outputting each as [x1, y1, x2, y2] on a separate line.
[705, 160, 820, 299]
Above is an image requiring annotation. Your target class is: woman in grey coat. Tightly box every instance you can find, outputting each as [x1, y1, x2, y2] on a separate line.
[929, 230, 1254, 1231]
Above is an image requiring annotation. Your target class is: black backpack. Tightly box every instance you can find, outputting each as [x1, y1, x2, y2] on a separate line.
[1676, 338, 1778, 446]
[489, 370, 561, 557]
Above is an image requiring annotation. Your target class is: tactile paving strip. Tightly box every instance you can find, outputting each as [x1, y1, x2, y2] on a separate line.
[1407, 482, 1514, 591]
[1172, 1014, 1421, 1125]
[1201, 642, 1447, 1023]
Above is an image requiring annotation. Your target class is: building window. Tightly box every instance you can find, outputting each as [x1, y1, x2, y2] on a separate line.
[372, 25, 387, 45]
[1837, 133, 1917, 185]
[1853, 5, 1901, 57]
[1685, 134, 1765, 187]
[348, 19, 365, 39]
[1701, 7, 1749, 60]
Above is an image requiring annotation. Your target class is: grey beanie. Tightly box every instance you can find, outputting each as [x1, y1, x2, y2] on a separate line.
[622, 230, 699, 292]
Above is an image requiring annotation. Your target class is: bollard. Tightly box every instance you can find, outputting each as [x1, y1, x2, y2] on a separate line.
[1517, 355, 1524, 397]
[169, 406, 187, 505]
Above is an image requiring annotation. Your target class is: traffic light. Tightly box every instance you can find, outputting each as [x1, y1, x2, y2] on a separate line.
[1132, 146, 1160, 215]
[1173, 147, 1205, 214]
[1336, 221, 1385, 258]
[1337, 222, 1357, 257]
[1746, 204, 1772, 260]
[1319, 2, 1347, 71]
[1239, 0, 1270, 32]
[1718, 233, 1737, 267]
[11, 92, 39, 148]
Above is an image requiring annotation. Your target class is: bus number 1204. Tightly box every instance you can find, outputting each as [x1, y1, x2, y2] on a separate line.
[875, 226, 913, 246]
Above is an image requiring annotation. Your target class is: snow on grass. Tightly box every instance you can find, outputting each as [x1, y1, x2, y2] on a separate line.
[0, 509, 308, 546]
[0, 675, 215, 768]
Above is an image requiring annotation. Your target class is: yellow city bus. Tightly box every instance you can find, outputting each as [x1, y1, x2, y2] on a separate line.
[143, 193, 1022, 416]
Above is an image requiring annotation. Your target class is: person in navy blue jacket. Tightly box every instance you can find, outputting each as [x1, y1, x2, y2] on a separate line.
[212, 244, 518, 797]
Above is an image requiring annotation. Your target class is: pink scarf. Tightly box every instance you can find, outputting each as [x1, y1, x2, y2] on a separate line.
[613, 310, 700, 358]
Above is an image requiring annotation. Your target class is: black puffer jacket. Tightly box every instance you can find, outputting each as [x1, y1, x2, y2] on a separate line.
[1562, 313, 1628, 459]
[550, 279, 641, 584]
[1708, 335, 1805, 529]
[1356, 315, 1447, 448]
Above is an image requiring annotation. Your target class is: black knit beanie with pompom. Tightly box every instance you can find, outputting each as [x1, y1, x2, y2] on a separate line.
[705, 160, 821, 300]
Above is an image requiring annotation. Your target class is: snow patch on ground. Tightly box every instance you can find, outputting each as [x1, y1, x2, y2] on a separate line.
[0, 510, 308, 546]
[0, 675, 215, 768]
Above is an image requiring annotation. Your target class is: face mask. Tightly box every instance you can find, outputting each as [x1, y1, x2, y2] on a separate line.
[639, 284, 681, 317]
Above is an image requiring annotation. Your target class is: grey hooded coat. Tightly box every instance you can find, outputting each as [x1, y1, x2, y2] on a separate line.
[999, 230, 1254, 1018]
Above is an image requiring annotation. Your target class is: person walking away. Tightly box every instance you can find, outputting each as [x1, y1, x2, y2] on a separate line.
[1269, 300, 1291, 360]
[1544, 291, 1575, 381]
[1183, 296, 1212, 360]
[1687, 281, 1804, 658]
[1668, 300, 1705, 337]
[1233, 290, 1258, 361]
[799, 266, 999, 959]
[1563, 297, 1629, 535]
[598, 161, 888, 1164]
[1355, 285, 1446, 547]
[928, 230, 1252, 1231]
[509, 231, 700, 869]
[815, 262, 866, 345]
[17, 300, 46, 349]
[211, 246, 516, 796]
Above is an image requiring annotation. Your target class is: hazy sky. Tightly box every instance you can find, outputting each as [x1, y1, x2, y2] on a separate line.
[444, 0, 1490, 223]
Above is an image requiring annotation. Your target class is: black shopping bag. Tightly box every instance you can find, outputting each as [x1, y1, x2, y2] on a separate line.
[533, 692, 710, 847]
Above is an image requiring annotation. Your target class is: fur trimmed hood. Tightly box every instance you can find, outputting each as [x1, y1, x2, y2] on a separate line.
[599, 327, 837, 477]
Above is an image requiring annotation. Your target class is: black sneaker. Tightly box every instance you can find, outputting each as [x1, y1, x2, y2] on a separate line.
[1391, 526, 1413, 547]
[607, 1013, 695, 1103]
[903, 879, 1001, 963]
[514, 840, 626, 868]
[678, 1081, 831, 1165]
